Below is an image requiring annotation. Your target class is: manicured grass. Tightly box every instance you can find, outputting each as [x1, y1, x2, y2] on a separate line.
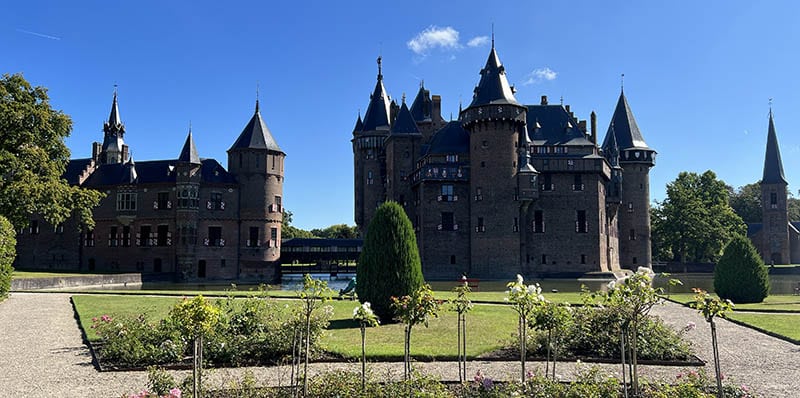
[72, 294, 525, 358]
[726, 312, 800, 342]
[666, 293, 800, 312]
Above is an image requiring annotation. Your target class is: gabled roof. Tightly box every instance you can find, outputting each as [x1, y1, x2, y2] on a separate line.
[762, 111, 787, 185]
[361, 57, 392, 132]
[78, 158, 236, 187]
[601, 90, 650, 151]
[425, 121, 469, 155]
[389, 101, 421, 136]
[178, 131, 201, 164]
[526, 105, 592, 146]
[467, 44, 519, 108]
[63, 158, 93, 185]
[409, 84, 432, 122]
[229, 100, 283, 153]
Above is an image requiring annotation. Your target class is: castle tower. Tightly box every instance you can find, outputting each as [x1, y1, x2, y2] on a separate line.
[175, 130, 202, 280]
[459, 42, 528, 277]
[409, 82, 445, 143]
[385, 97, 422, 217]
[94, 89, 130, 165]
[353, 57, 391, 235]
[602, 89, 655, 268]
[760, 109, 789, 264]
[228, 98, 285, 270]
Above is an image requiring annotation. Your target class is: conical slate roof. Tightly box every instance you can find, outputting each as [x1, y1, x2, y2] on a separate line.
[762, 111, 787, 184]
[602, 90, 650, 151]
[409, 84, 432, 122]
[352, 114, 363, 135]
[178, 130, 201, 164]
[468, 44, 519, 108]
[103, 90, 125, 135]
[361, 57, 391, 132]
[389, 100, 421, 136]
[229, 100, 283, 153]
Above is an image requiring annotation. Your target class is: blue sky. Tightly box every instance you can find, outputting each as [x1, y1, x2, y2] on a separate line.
[4, 1, 800, 230]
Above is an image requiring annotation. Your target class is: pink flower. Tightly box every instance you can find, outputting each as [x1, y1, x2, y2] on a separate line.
[168, 388, 181, 398]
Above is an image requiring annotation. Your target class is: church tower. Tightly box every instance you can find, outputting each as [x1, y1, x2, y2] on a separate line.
[228, 98, 285, 270]
[760, 109, 789, 264]
[602, 89, 655, 268]
[459, 41, 528, 277]
[353, 57, 391, 235]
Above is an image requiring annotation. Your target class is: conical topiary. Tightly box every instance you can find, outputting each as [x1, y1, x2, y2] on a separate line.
[714, 235, 770, 303]
[356, 201, 424, 321]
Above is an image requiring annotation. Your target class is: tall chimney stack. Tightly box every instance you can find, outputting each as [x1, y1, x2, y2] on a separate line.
[590, 111, 597, 145]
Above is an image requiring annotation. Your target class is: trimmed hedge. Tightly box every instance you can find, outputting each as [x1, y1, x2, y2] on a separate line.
[714, 235, 770, 304]
[0, 215, 16, 302]
[356, 201, 423, 321]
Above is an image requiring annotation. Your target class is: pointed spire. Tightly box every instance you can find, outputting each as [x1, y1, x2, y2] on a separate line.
[390, 101, 421, 136]
[104, 86, 125, 135]
[409, 82, 432, 122]
[179, 126, 201, 164]
[123, 155, 138, 183]
[229, 97, 283, 153]
[255, 83, 260, 113]
[602, 89, 650, 152]
[361, 56, 392, 132]
[352, 112, 364, 134]
[762, 109, 787, 184]
[467, 43, 519, 108]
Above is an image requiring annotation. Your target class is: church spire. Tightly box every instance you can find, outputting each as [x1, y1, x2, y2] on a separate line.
[762, 109, 787, 184]
[104, 87, 125, 135]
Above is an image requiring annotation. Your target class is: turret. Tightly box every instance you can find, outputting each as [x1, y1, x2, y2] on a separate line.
[353, 57, 392, 234]
[228, 97, 285, 266]
[459, 41, 528, 277]
[760, 109, 789, 264]
[175, 129, 203, 280]
[96, 88, 130, 165]
[385, 97, 422, 215]
[602, 89, 655, 268]
[409, 82, 445, 143]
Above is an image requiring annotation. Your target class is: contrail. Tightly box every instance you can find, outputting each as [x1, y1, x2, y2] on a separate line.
[15, 28, 61, 41]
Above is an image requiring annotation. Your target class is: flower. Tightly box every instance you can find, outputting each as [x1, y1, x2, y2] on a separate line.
[168, 387, 182, 398]
[685, 321, 696, 331]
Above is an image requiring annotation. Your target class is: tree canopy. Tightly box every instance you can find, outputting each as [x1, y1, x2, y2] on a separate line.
[0, 73, 103, 229]
[651, 171, 745, 263]
[282, 209, 358, 240]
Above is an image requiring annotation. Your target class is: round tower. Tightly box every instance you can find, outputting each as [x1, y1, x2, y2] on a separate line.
[459, 42, 528, 277]
[228, 99, 285, 271]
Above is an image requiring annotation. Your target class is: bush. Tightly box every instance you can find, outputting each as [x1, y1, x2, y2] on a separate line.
[356, 201, 424, 321]
[0, 216, 16, 302]
[714, 235, 770, 303]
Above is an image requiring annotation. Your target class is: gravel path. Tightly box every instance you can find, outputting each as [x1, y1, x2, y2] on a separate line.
[0, 293, 797, 396]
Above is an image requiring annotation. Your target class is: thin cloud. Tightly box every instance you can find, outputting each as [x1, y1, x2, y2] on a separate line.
[467, 36, 489, 47]
[15, 28, 61, 41]
[523, 67, 557, 85]
[407, 26, 460, 55]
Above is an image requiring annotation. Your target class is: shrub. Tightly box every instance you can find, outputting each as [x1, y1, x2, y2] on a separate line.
[356, 201, 424, 321]
[0, 216, 16, 302]
[92, 314, 183, 367]
[714, 235, 770, 303]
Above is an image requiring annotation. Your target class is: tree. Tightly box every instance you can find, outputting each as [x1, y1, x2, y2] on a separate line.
[311, 224, 359, 239]
[651, 171, 745, 263]
[0, 216, 16, 302]
[729, 183, 762, 223]
[0, 73, 103, 230]
[390, 284, 439, 381]
[169, 295, 219, 398]
[505, 274, 545, 383]
[714, 235, 770, 303]
[691, 288, 734, 398]
[281, 209, 315, 239]
[356, 201, 423, 321]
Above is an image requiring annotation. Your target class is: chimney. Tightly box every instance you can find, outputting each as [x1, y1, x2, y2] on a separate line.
[565, 105, 571, 113]
[578, 120, 587, 133]
[121, 144, 129, 163]
[92, 142, 101, 162]
[590, 111, 597, 145]
[432, 95, 443, 122]
[540, 95, 548, 105]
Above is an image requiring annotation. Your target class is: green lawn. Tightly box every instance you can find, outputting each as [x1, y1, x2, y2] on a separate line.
[726, 312, 800, 342]
[72, 294, 523, 359]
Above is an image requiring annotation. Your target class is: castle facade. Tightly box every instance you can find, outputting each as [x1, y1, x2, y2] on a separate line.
[353, 44, 656, 279]
[14, 92, 285, 281]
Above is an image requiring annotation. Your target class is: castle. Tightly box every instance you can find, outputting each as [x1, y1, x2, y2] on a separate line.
[747, 110, 800, 264]
[352, 43, 656, 279]
[14, 91, 285, 281]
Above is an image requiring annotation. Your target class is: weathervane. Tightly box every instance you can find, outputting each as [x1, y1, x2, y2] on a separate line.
[621, 73, 625, 91]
